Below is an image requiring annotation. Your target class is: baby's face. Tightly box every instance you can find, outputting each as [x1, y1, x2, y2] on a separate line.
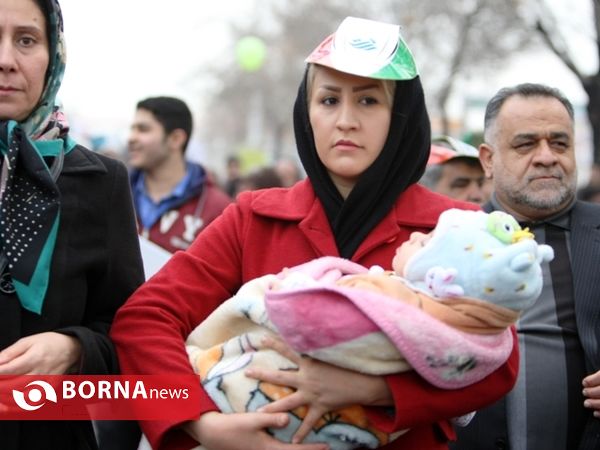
[392, 231, 431, 275]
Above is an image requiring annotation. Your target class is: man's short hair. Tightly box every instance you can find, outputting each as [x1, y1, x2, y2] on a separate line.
[484, 83, 574, 142]
[419, 163, 445, 189]
[136, 96, 193, 152]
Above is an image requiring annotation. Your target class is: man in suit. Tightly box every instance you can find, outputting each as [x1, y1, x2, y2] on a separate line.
[451, 83, 600, 450]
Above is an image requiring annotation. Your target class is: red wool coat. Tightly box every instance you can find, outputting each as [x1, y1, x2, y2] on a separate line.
[111, 180, 518, 450]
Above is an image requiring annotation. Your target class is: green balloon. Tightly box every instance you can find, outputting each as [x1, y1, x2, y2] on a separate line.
[236, 36, 267, 72]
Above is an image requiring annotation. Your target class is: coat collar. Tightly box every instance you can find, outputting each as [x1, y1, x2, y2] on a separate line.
[249, 180, 478, 258]
[250, 179, 472, 225]
[60, 145, 108, 175]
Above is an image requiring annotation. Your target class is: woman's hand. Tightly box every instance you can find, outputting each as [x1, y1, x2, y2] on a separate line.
[583, 370, 600, 418]
[245, 336, 392, 443]
[0, 332, 82, 375]
[183, 411, 329, 450]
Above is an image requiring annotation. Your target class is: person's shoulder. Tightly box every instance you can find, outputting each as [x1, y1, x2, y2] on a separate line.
[236, 179, 315, 220]
[394, 184, 480, 227]
[574, 199, 600, 211]
[202, 177, 233, 203]
[63, 144, 127, 175]
[572, 199, 600, 224]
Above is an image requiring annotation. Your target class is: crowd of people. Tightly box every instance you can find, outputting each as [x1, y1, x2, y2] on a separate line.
[1, 2, 599, 450]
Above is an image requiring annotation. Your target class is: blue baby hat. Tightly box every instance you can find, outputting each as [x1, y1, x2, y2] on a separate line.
[404, 209, 554, 310]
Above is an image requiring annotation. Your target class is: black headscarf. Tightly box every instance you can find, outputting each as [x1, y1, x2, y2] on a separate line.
[294, 69, 431, 259]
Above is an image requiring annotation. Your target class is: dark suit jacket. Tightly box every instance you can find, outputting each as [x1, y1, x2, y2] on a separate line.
[450, 200, 600, 450]
[0, 146, 145, 450]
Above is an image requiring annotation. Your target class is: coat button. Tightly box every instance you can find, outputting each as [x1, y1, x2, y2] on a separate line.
[494, 438, 507, 450]
[0, 272, 15, 294]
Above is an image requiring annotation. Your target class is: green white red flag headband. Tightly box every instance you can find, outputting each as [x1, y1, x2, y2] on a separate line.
[306, 17, 418, 81]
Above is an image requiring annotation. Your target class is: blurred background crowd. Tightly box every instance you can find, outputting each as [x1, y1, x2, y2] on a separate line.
[57, 0, 599, 201]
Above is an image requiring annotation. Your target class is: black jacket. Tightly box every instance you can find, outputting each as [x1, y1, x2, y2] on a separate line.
[451, 200, 600, 450]
[0, 146, 145, 450]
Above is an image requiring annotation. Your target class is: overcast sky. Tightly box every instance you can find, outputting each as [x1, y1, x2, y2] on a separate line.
[58, 0, 256, 132]
[56, 1, 596, 140]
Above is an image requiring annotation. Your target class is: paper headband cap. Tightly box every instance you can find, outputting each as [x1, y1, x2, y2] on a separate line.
[305, 17, 418, 80]
[427, 136, 480, 165]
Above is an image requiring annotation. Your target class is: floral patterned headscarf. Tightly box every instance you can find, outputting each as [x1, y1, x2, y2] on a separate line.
[0, 0, 73, 314]
[24, 0, 69, 140]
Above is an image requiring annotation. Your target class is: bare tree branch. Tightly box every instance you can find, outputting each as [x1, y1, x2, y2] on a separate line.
[535, 19, 584, 82]
[595, 0, 600, 66]
[437, 4, 481, 134]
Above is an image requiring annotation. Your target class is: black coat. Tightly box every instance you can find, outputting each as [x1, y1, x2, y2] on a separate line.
[451, 200, 600, 450]
[0, 146, 145, 450]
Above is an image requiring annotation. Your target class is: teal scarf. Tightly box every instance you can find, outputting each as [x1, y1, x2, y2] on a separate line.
[0, 0, 75, 314]
[0, 121, 75, 313]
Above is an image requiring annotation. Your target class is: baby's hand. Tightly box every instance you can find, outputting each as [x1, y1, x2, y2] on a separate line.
[367, 265, 385, 275]
[425, 266, 464, 298]
[276, 271, 319, 291]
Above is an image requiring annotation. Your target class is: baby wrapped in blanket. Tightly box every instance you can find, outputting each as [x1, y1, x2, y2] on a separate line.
[186, 209, 554, 450]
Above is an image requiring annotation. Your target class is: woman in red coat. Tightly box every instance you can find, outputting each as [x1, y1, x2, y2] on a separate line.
[111, 17, 517, 450]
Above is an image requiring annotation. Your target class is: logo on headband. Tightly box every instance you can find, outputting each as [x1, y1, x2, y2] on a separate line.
[350, 38, 378, 51]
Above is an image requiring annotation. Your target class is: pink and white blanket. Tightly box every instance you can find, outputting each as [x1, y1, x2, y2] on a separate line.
[186, 256, 515, 449]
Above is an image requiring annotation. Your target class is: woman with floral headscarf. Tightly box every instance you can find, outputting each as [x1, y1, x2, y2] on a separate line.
[112, 17, 518, 450]
[0, 0, 144, 448]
